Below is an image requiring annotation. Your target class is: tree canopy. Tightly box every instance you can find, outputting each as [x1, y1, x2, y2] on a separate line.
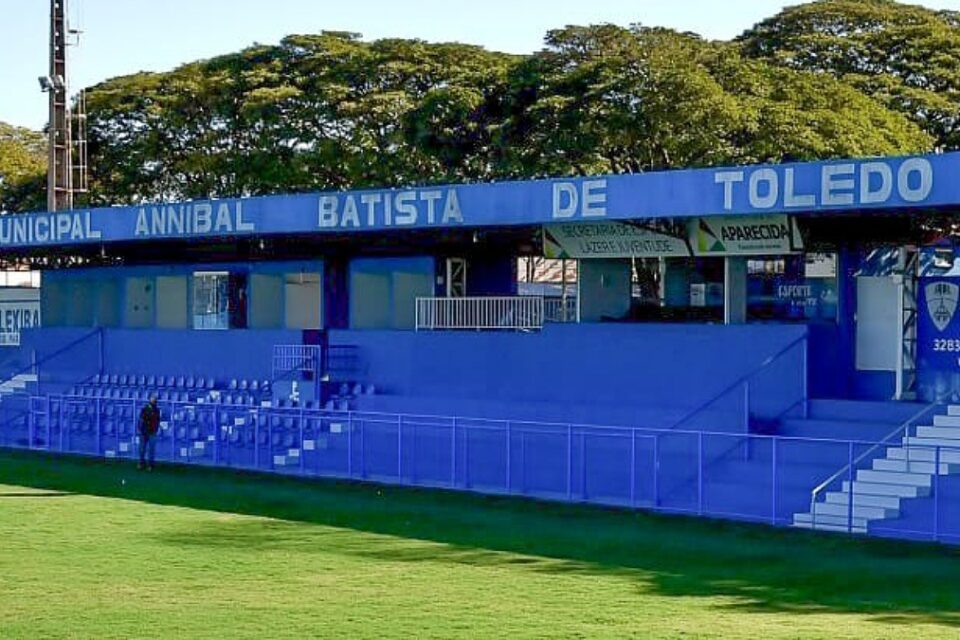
[5, 0, 957, 212]
[496, 25, 930, 178]
[0, 122, 46, 213]
[739, 0, 960, 150]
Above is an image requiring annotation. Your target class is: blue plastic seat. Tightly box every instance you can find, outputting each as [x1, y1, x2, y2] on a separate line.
[147, 375, 156, 387]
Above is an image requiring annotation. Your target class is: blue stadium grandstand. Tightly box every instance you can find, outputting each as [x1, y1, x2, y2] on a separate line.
[2, 152, 960, 543]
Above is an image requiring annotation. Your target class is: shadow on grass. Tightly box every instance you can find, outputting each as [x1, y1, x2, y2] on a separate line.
[1, 448, 958, 627]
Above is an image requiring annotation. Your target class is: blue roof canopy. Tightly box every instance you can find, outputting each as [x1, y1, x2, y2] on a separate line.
[2, 151, 958, 251]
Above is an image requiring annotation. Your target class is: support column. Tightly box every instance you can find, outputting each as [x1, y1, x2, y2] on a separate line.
[724, 257, 747, 325]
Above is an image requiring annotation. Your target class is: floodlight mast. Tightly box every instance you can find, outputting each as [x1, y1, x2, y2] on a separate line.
[46, 0, 73, 212]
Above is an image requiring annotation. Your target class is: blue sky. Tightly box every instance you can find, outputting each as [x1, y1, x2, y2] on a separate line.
[2, 0, 958, 129]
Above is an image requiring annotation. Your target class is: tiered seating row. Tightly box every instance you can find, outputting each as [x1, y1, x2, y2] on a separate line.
[71, 373, 273, 406]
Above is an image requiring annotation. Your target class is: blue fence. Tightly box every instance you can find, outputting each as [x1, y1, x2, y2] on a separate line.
[1, 394, 957, 545]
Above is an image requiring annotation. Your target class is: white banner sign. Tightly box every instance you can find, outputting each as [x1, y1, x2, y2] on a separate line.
[0, 299, 40, 334]
[543, 222, 690, 259]
[689, 215, 803, 256]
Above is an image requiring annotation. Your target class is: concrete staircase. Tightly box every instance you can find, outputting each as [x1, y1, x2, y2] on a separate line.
[0, 373, 37, 400]
[793, 405, 960, 534]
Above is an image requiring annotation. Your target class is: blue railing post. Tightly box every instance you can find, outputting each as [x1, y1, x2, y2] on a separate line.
[397, 415, 403, 483]
[54, 397, 62, 452]
[95, 397, 101, 456]
[268, 413, 274, 471]
[653, 435, 660, 509]
[934, 446, 941, 542]
[566, 424, 573, 501]
[505, 421, 511, 492]
[213, 405, 220, 466]
[463, 420, 470, 489]
[520, 430, 526, 494]
[299, 407, 305, 476]
[27, 401, 34, 449]
[410, 417, 417, 485]
[360, 416, 366, 479]
[450, 417, 456, 487]
[580, 429, 587, 500]
[629, 429, 636, 507]
[847, 441, 855, 534]
[771, 436, 778, 526]
[347, 412, 353, 478]
[697, 432, 704, 516]
[253, 413, 260, 471]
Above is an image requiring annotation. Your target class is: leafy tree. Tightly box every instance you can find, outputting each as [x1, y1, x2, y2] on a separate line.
[81, 14, 938, 205]
[496, 24, 932, 178]
[84, 32, 516, 204]
[0, 122, 46, 213]
[739, 0, 960, 150]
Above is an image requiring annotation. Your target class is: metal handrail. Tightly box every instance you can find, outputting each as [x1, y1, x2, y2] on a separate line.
[416, 296, 544, 331]
[0, 328, 102, 390]
[808, 402, 938, 515]
[28, 391, 935, 447]
[669, 332, 809, 431]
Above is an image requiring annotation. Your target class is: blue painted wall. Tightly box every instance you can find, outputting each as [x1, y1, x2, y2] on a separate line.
[333, 323, 808, 429]
[21, 327, 299, 386]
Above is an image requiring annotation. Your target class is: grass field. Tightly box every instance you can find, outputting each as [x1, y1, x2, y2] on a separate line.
[0, 450, 958, 639]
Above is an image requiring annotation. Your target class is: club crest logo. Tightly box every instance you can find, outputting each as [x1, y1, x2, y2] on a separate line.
[926, 281, 959, 332]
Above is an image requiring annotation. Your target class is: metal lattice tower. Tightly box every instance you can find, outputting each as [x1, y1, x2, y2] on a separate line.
[46, 0, 73, 212]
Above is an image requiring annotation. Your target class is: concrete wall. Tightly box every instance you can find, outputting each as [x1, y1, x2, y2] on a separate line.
[333, 323, 808, 429]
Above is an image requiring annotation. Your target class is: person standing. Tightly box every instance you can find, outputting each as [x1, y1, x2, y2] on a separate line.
[138, 395, 161, 470]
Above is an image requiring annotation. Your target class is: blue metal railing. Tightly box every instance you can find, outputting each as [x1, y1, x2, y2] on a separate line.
[669, 332, 809, 432]
[5, 391, 959, 545]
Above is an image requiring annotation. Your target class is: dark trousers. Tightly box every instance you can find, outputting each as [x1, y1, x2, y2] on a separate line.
[138, 432, 157, 468]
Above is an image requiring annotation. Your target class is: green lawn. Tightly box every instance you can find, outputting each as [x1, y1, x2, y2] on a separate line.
[0, 450, 957, 639]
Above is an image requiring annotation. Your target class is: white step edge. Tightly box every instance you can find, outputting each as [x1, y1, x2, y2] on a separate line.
[825, 491, 901, 510]
[916, 426, 960, 440]
[842, 480, 928, 498]
[903, 436, 960, 451]
[793, 512, 869, 529]
[888, 447, 960, 464]
[933, 415, 960, 428]
[856, 469, 932, 487]
[812, 501, 895, 520]
[873, 458, 958, 475]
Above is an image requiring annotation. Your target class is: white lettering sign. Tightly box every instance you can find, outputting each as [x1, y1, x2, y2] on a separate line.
[133, 202, 254, 238]
[544, 222, 690, 259]
[0, 212, 101, 246]
[716, 159, 935, 211]
[318, 188, 464, 229]
[551, 180, 608, 219]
